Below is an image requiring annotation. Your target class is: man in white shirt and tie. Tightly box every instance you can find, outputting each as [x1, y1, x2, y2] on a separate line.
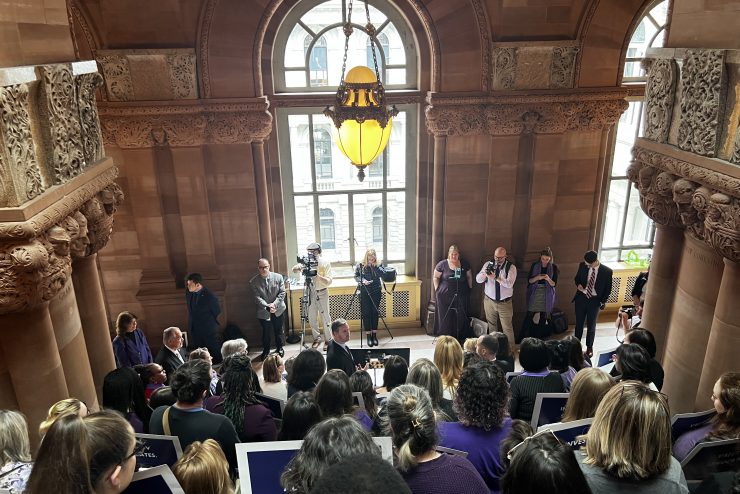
[476, 246, 517, 354]
[155, 326, 187, 383]
[572, 250, 613, 358]
[326, 318, 368, 377]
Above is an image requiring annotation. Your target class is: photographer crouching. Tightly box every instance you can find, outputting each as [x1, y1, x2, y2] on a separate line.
[617, 300, 643, 333]
[292, 242, 334, 352]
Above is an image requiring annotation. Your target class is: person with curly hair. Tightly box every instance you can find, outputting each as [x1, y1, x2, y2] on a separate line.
[674, 371, 740, 462]
[204, 353, 276, 442]
[438, 361, 513, 493]
[387, 384, 488, 493]
[433, 335, 464, 400]
[0, 410, 33, 493]
[287, 349, 326, 398]
[280, 416, 380, 494]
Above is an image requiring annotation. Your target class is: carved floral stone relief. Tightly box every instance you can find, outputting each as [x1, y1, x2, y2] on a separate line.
[704, 193, 740, 263]
[491, 48, 516, 90]
[550, 47, 579, 89]
[97, 56, 134, 102]
[165, 54, 198, 100]
[0, 84, 45, 207]
[643, 58, 677, 143]
[37, 65, 87, 185]
[75, 73, 105, 165]
[731, 126, 740, 165]
[677, 50, 726, 157]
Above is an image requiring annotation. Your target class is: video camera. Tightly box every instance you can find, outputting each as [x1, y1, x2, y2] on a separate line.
[296, 253, 318, 278]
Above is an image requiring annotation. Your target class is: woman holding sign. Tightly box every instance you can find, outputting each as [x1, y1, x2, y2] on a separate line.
[433, 245, 473, 341]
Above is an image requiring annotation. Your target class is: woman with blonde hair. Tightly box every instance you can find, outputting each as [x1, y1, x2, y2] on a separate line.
[355, 248, 386, 346]
[406, 358, 456, 421]
[39, 397, 88, 438]
[433, 335, 464, 400]
[561, 368, 615, 422]
[433, 245, 473, 340]
[387, 384, 488, 493]
[112, 311, 153, 368]
[577, 381, 688, 493]
[172, 439, 234, 494]
[0, 410, 33, 493]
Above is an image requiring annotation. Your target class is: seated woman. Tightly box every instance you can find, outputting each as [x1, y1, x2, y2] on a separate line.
[190, 347, 220, 395]
[204, 353, 276, 442]
[546, 339, 577, 391]
[493, 332, 515, 374]
[260, 354, 288, 402]
[103, 367, 151, 433]
[624, 329, 664, 390]
[38, 398, 88, 439]
[112, 311, 153, 368]
[134, 363, 167, 402]
[287, 349, 325, 398]
[387, 384, 488, 494]
[280, 416, 380, 494]
[509, 338, 565, 422]
[172, 439, 234, 494]
[502, 430, 592, 494]
[26, 410, 138, 494]
[406, 358, 457, 421]
[438, 361, 513, 493]
[376, 355, 409, 394]
[561, 368, 615, 423]
[613, 343, 658, 390]
[315, 369, 373, 431]
[350, 370, 380, 434]
[564, 335, 590, 371]
[577, 381, 688, 493]
[277, 392, 322, 441]
[0, 410, 33, 493]
[433, 336, 464, 400]
[674, 371, 740, 462]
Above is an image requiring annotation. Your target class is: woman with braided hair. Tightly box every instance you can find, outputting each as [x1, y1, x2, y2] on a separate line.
[204, 353, 277, 442]
[386, 384, 488, 493]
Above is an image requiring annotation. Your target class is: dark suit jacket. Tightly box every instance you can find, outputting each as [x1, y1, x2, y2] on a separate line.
[155, 346, 186, 384]
[573, 262, 613, 305]
[186, 287, 221, 333]
[326, 340, 356, 376]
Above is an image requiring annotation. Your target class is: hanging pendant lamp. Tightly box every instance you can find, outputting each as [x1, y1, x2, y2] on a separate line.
[324, 0, 398, 182]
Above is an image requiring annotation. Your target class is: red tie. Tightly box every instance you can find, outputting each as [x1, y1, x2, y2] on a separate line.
[587, 268, 596, 298]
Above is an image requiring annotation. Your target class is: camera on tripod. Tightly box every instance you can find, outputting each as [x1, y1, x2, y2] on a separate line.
[296, 253, 318, 278]
[485, 261, 495, 275]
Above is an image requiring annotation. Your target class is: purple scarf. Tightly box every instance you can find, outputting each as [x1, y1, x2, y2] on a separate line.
[526, 261, 556, 314]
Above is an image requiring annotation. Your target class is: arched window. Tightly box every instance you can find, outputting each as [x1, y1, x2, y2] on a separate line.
[277, 0, 418, 277]
[600, 0, 668, 263]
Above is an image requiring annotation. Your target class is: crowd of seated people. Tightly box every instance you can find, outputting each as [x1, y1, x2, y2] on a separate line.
[3, 315, 739, 494]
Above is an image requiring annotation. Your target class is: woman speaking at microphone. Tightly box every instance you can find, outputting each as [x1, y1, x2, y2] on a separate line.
[433, 245, 473, 342]
[355, 248, 384, 347]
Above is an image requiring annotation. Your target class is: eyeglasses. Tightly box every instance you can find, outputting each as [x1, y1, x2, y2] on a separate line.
[259, 265, 270, 270]
[122, 439, 145, 471]
[506, 429, 559, 461]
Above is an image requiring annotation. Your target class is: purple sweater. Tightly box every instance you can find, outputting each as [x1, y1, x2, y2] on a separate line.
[437, 418, 513, 494]
[204, 395, 277, 442]
[673, 422, 713, 462]
[402, 453, 489, 494]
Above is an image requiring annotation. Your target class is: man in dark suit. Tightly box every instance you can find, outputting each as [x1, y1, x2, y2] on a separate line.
[572, 250, 613, 358]
[155, 326, 186, 383]
[326, 318, 368, 377]
[186, 273, 222, 363]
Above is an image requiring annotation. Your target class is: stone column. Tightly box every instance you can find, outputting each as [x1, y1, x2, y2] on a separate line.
[431, 134, 447, 272]
[661, 234, 723, 413]
[72, 253, 116, 402]
[0, 304, 69, 448]
[252, 140, 274, 262]
[640, 224, 684, 360]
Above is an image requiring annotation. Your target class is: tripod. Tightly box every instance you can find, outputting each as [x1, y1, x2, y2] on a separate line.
[298, 276, 314, 352]
[344, 264, 394, 349]
[438, 274, 467, 342]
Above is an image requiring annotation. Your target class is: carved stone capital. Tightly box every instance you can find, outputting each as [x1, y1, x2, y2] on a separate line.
[633, 164, 683, 227]
[425, 90, 628, 136]
[704, 193, 740, 263]
[81, 182, 124, 256]
[99, 99, 273, 147]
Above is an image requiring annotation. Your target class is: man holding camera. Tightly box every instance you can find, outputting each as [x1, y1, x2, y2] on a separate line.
[572, 250, 613, 358]
[476, 246, 517, 354]
[293, 242, 334, 351]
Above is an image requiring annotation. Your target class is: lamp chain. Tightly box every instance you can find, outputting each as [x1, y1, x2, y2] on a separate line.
[339, 0, 354, 85]
[364, 0, 382, 83]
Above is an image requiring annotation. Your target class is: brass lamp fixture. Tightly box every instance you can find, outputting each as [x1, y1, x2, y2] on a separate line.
[324, 0, 398, 182]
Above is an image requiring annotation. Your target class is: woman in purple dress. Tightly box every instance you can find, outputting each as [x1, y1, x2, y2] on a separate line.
[112, 311, 153, 368]
[433, 245, 473, 341]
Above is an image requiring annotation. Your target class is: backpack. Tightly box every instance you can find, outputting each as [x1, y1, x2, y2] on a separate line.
[551, 308, 568, 334]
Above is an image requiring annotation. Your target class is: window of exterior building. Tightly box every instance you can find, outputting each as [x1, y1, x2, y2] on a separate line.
[600, 0, 668, 263]
[275, 0, 418, 278]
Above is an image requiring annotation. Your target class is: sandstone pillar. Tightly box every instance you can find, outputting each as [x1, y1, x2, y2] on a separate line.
[252, 141, 274, 262]
[72, 253, 116, 402]
[661, 234, 723, 413]
[640, 224, 684, 360]
[48, 279, 99, 411]
[431, 134, 447, 274]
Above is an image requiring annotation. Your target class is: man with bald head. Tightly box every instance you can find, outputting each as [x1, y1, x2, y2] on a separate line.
[250, 258, 287, 361]
[476, 246, 517, 354]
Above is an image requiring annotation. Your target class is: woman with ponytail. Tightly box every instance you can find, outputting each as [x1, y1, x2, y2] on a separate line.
[386, 384, 488, 494]
[26, 410, 138, 494]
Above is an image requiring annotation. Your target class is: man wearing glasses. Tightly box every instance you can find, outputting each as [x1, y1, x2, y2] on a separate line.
[250, 258, 287, 361]
[476, 246, 517, 354]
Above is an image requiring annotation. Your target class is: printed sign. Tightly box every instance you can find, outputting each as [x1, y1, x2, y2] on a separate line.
[134, 434, 183, 469]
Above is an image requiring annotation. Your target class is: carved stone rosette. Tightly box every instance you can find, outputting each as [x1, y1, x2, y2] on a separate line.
[99, 101, 273, 148]
[0, 84, 45, 207]
[677, 50, 726, 157]
[425, 90, 628, 136]
[36, 65, 87, 185]
[643, 58, 677, 143]
[75, 73, 105, 165]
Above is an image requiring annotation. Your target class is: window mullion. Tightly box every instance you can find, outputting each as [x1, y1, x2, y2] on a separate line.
[348, 193, 355, 264]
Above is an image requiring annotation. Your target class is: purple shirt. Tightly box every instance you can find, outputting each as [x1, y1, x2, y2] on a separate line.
[673, 422, 713, 462]
[437, 418, 513, 493]
[402, 453, 489, 494]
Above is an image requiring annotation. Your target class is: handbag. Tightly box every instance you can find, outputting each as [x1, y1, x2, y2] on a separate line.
[380, 266, 397, 294]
